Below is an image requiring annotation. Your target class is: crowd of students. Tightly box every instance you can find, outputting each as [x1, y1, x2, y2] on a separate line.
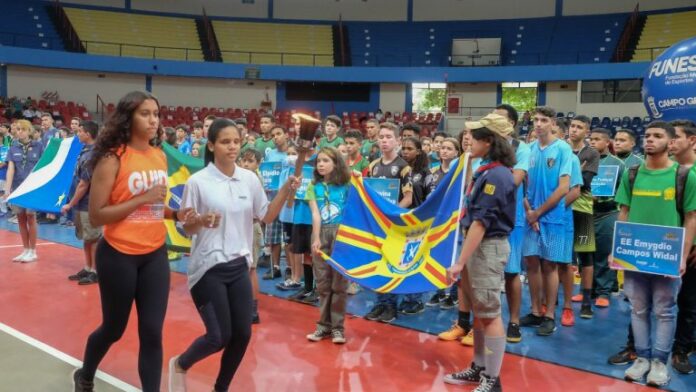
[2, 90, 695, 392]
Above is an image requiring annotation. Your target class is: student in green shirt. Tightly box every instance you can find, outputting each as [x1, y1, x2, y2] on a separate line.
[615, 121, 696, 387]
[361, 118, 380, 158]
[0, 123, 11, 147]
[567, 115, 600, 319]
[614, 129, 644, 168]
[318, 115, 344, 149]
[343, 130, 369, 175]
[667, 119, 696, 374]
[589, 128, 625, 305]
[254, 113, 276, 157]
[236, 118, 252, 154]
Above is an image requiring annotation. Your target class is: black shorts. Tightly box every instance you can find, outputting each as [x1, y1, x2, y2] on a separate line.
[291, 224, 312, 254]
[282, 222, 293, 245]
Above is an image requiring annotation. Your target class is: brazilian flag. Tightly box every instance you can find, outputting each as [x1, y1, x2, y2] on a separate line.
[162, 142, 204, 252]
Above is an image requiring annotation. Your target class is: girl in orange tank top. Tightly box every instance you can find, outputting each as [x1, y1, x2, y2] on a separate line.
[72, 91, 195, 392]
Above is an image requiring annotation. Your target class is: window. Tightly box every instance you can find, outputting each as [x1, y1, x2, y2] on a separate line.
[412, 83, 446, 112]
[580, 79, 642, 103]
[501, 82, 538, 112]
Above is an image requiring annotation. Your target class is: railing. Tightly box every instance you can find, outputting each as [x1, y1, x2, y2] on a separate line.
[612, 3, 640, 62]
[0, 32, 63, 50]
[219, 50, 334, 66]
[81, 41, 202, 61]
[625, 46, 668, 62]
[53, 0, 83, 52]
[353, 50, 613, 67]
[96, 94, 107, 122]
[451, 54, 500, 67]
[449, 106, 497, 118]
[201, 8, 221, 62]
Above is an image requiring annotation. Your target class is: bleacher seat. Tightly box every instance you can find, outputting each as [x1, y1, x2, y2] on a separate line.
[0, 1, 63, 51]
[632, 10, 696, 62]
[213, 21, 334, 66]
[64, 8, 204, 61]
[348, 13, 625, 67]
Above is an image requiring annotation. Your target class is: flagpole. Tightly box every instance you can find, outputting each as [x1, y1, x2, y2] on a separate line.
[450, 152, 472, 268]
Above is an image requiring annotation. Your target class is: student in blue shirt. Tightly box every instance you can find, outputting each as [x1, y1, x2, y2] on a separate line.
[288, 150, 319, 304]
[262, 125, 291, 280]
[0, 124, 10, 213]
[276, 146, 304, 292]
[306, 147, 352, 344]
[520, 106, 573, 337]
[40, 113, 61, 148]
[488, 107, 532, 343]
[557, 151, 583, 327]
[3, 119, 43, 262]
[175, 124, 192, 155]
[444, 122, 517, 392]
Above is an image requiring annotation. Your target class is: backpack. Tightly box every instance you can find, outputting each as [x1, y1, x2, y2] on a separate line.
[627, 163, 690, 221]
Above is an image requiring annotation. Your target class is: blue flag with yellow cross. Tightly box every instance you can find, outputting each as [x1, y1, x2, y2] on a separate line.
[320, 155, 469, 294]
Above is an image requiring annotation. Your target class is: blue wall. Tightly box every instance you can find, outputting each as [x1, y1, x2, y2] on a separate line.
[0, 47, 650, 84]
[275, 82, 380, 115]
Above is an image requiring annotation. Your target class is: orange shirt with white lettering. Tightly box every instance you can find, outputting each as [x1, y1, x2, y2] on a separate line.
[103, 145, 168, 255]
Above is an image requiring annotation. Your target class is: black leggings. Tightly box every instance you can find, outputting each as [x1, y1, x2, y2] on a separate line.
[178, 258, 253, 392]
[81, 239, 169, 392]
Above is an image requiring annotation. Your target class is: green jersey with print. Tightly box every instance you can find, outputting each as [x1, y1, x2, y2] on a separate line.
[347, 155, 369, 174]
[618, 153, 643, 169]
[615, 162, 696, 227]
[255, 137, 276, 158]
[318, 136, 344, 149]
[361, 139, 376, 157]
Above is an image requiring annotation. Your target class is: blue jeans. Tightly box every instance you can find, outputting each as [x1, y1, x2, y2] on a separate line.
[435, 284, 458, 298]
[376, 293, 398, 307]
[624, 271, 681, 363]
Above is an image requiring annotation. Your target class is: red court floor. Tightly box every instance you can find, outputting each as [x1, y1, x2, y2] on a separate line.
[0, 230, 651, 391]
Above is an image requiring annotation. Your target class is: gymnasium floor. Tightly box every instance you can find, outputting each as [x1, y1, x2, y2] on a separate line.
[0, 219, 692, 391]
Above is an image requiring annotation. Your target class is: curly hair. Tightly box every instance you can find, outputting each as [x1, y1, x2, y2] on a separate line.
[401, 137, 430, 174]
[89, 91, 163, 171]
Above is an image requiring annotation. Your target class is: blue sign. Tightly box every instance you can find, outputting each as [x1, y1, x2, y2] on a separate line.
[642, 37, 696, 121]
[259, 161, 282, 191]
[591, 165, 620, 197]
[294, 165, 316, 199]
[364, 178, 400, 205]
[611, 221, 684, 278]
[0, 145, 8, 162]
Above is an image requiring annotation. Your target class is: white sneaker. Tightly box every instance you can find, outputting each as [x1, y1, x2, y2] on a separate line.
[21, 249, 37, 263]
[625, 357, 650, 382]
[646, 359, 671, 387]
[168, 355, 187, 392]
[13, 249, 28, 262]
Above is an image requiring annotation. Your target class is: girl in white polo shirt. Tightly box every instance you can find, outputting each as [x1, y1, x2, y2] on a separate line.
[168, 118, 299, 392]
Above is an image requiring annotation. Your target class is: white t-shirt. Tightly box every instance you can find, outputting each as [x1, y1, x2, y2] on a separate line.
[181, 163, 269, 289]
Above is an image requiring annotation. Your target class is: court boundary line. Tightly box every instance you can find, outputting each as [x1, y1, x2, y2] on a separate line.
[0, 321, 140, 392]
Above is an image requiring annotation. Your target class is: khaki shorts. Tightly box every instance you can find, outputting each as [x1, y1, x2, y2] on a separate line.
[75, 210, 102, 242]
[251, 221, 263, 268]
[466, 237, 509, 319]
[9, 204, 35, 215]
